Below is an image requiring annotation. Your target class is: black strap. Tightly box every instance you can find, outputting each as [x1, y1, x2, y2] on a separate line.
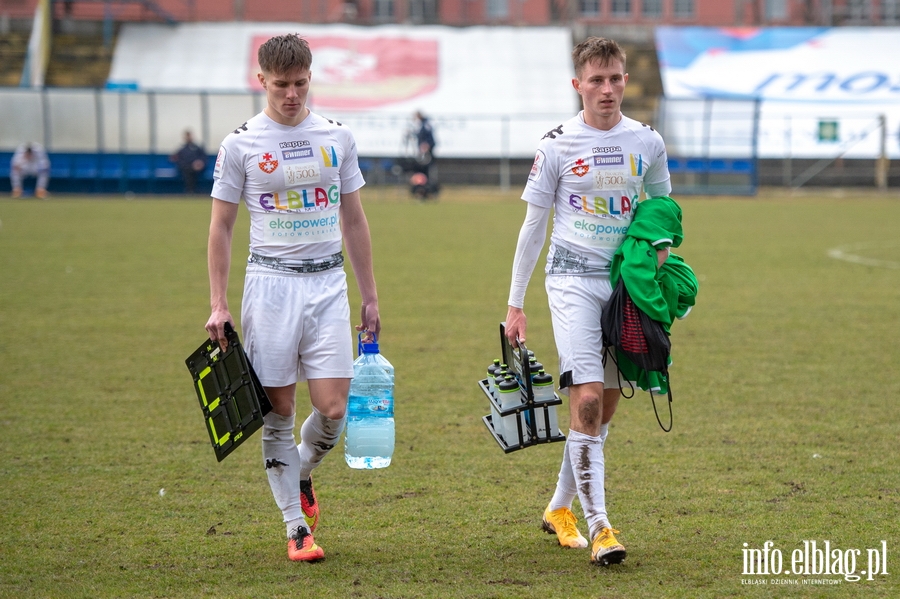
[650, 371, 673, 433]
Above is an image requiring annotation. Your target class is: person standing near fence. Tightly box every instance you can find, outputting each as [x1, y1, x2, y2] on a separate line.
[170, 130, 207, 194]
[10, 142, 50, 198]
[205, 33, 380, 563]
[504, 37, 672, 566]
[407, 110, 438, 199]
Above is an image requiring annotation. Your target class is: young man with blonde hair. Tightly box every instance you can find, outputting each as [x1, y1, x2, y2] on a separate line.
[505, 37, 672, 566]
[205, 34, 380, 562]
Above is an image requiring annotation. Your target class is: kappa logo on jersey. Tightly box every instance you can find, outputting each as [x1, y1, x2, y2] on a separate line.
[542, 124, 564, 140]
[234, 122, 249, 134]
[630, 154, 644, 176]
[571, 158, 590, 177]
[258, 152, 279, 174]
[320, 146, 339, 167]
[592, 146, 622, 154]
[279, 140, 310, 149]
[594, 154, 624, 167]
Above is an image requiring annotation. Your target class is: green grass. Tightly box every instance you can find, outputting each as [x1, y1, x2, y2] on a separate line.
[1, 187, 899, 598]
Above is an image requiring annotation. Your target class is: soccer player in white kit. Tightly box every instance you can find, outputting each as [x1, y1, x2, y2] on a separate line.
[10, 143, 50, 198]
[205, 34, 380, 563]
[505, 37, 672, 566]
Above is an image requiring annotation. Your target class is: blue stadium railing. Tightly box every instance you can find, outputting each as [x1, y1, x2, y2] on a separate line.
[666, 156, 758, 195]
[0, 152, 214, 194]
[0, 152, 399, 195]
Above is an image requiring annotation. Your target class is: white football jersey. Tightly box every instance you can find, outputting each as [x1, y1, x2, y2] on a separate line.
[523, 112, 671, 275]
[212, 111, 365, 262]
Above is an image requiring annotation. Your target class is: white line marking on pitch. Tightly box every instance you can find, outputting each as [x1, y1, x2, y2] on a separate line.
[826, 242, 900, 269]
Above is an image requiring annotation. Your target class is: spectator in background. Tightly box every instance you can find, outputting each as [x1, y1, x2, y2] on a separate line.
[170, 130, 207, 193]
[10, 142, 50, 198]
[408, 111, 438, 199]
[413, 110, 435, 160]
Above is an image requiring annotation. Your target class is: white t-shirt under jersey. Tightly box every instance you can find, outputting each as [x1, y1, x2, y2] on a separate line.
[211, 111, 365, 262]
[523, 112, 671, 275]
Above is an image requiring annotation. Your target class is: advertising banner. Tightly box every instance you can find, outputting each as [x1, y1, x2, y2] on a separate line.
[107, 23, 577, 157]
[655, 27, 900, 158]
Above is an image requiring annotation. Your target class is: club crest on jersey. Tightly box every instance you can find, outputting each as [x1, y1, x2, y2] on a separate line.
[571, 158, 589, 177]
[258, 152, 279, 174]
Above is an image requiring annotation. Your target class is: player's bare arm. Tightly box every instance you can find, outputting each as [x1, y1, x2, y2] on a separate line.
[205, 198, 240, 350]
[506, 202, 550, 345]
[339, 189, 381, 336]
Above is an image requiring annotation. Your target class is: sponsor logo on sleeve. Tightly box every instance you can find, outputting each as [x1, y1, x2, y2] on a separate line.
[529, 150, 546, 180]
[214, 147, 226, 178]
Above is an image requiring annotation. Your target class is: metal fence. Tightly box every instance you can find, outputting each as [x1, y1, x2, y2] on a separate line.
[3, 88, 894, 193]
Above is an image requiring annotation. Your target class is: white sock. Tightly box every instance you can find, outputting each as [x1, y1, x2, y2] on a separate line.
[599, 423, 609, 447]
[547, 437, 578, 512]
[261, 412, 304, 537]
[297, 407, 346, 481]
[567, 429, 610, 539]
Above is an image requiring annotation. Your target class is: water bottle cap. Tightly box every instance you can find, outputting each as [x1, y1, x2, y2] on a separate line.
[358, 332, 380, 355]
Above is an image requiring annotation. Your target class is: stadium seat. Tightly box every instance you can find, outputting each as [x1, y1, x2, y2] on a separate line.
[72, 155, 99, 178]
[126, 155, 152, 179]
[0, 152, 12, 178]
[100, 154, 125, 179]
[153, 155, 178, 179]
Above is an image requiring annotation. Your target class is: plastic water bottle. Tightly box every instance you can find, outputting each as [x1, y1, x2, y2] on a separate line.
[498, 375, 527, 444]
[345, 333, 395, 469]
[532, 370, 555, 403]
[531, 369, 559, 440]
[528, 357, 544, 380]
[486, 359, 502, 398]
[492, 365, 509, 402]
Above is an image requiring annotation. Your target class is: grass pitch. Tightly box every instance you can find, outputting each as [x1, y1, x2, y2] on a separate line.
[1, 187, 898, 598]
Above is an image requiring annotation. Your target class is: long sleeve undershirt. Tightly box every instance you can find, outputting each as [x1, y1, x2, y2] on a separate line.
[507, 202, 551, 308]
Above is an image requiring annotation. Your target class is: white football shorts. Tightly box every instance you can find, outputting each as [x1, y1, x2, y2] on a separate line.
[241, 264, 354, 387]
[545, 274, 621, 390]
